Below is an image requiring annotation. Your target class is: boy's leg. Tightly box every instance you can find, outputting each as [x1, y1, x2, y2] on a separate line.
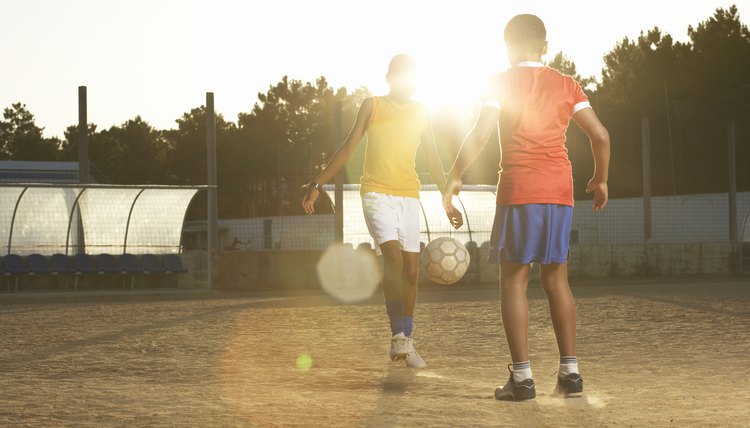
[400, 250, 426, 368]
[381, 240, 405, 335]
[380, 241, 411, 362]
[539, 263, 576, 357]
[495, 255, 536, 400]
[540, 262, 583, 397]
[500, 257, 531, 363]
[401, 251, 419, 337]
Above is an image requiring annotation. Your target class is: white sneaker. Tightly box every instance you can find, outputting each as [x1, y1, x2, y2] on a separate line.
[390, 332, 408, 361]
[405, 337, 427, 369]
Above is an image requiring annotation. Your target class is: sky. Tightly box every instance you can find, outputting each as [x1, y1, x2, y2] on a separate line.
[1, 0, 749, 138]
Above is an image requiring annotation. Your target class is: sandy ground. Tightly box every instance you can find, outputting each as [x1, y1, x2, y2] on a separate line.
[0, 276, 749, 427]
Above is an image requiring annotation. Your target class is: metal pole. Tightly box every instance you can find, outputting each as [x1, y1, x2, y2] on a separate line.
[333, 101, 344, 244]
[78, 86, 89, 184]
[642, 118, 652, 243]
[663, 82, 676, 195]
[206, 93, 218, 289]
[728, 121, 737, 242]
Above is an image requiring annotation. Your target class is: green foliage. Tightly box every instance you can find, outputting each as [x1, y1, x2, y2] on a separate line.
[2, 5, 748, 215]
[62, 117, 167, 184]
[547, 52, 596, 92]
[237, 76, 360, 176]
[164, 107, 237, 184]
[594, 5, 750, 197]
[0, 103, 60, 161]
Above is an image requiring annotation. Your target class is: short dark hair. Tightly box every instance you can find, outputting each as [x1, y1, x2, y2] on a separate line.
[504, 14, 546, 53]
[387, 54, 417, 75]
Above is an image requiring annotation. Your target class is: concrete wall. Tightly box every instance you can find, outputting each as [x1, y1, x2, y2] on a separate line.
[213, 250, 322, 290]
[567, 242, 736, 278]
[211, 242, 738, 290]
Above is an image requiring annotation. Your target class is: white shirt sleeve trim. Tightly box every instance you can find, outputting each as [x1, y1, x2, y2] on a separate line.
[572, 101, 591, 114]
[483, 100, 501, 109]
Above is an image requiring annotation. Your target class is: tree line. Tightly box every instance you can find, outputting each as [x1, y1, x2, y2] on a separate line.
[1, 6, 747, 218]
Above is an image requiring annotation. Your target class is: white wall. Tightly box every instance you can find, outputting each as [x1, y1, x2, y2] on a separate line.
[219, 190, 750, 251]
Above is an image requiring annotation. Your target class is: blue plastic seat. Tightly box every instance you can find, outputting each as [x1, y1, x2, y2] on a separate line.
[3, 254, 26, 275]
[3, 254, 26, 292]
[27, 254, 51, 275]
[119, 253, 141, 289]
[142, 254, 165, 274]
[120, 254, 141, 274]
[96, 254, 119, 274]
[163, 254, 188, 274]
[0, 256, 5, 291]
[50, 254, 75, 274]
[71, 254, 97, 291]
[49, 254, 75, 291]
[74, 254, 97, 274]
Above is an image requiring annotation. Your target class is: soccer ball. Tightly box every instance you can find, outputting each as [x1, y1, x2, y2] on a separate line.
[421, 237, 470, 285]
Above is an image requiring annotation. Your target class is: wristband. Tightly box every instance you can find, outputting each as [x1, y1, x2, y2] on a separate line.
[308, 181, 323, 192]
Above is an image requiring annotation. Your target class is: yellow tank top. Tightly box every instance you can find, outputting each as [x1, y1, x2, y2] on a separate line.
[360, 96, 427, 199]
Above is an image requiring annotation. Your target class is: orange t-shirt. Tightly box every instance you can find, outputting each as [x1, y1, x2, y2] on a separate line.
[485, 62, 590, 206]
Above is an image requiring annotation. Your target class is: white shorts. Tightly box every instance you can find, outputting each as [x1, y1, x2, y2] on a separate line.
[361, 192, 421, 253]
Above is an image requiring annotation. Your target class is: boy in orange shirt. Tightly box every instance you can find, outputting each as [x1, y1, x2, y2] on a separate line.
[443, 14, 610, 400]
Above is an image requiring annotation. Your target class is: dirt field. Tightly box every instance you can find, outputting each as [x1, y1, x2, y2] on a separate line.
[0, 276, 749, 427]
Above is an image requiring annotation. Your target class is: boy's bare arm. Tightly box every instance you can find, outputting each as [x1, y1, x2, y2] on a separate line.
[441, 106, 499, 227]
[422, 119, 446, 192]
[302, 98, 373, 214]
[422, 119, 464, 228]
[443, 106, 499, 195]
[572, 108, 610, 211]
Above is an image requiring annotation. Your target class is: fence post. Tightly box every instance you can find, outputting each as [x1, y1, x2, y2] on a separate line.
[78, 86, 88, 184]
[642, 118, 651, 243]
[333, 101, 344, 244]
[77, 86, 89, 255]
[206, 92, 218, 289]
[728, 121, 737, 242]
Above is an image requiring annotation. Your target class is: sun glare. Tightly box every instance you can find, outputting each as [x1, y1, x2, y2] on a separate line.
[406, 44, 509, 113]
[413, 70, 486, 113]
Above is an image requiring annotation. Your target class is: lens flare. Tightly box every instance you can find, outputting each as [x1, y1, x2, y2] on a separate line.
[316, 244, 381, 303]
[295, 354, 313, 371]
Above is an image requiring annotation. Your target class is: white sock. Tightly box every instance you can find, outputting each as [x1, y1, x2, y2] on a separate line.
[559, 356, 578, 377]
[512, 361, 532, 383]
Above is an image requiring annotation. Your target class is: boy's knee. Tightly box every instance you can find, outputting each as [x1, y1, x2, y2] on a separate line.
[500, 280, 528, 292]
[541, 279, 570, 294]
[381, 250, 403, 272]
[402, 264, 419, 283]
[384, 254, 402, 268]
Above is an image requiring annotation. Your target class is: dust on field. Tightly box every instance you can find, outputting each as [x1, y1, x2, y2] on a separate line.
[0, 277, 748, 427]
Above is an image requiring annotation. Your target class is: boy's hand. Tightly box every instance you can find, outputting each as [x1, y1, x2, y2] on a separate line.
[586, 180, 608, 211]
[442, 176, 464, 229]
[444, 203, 464, 229]
[301, 187, 320, 214]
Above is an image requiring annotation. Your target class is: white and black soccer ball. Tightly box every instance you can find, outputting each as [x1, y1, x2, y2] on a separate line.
[421, 237, 470, 285]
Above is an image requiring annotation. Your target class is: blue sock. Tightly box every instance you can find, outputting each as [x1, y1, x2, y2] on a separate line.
[385, 300, 404, 336]
[403, 316, 413, 337]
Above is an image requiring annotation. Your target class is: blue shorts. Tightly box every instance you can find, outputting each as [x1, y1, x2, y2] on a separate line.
[488, 204, 573, 265]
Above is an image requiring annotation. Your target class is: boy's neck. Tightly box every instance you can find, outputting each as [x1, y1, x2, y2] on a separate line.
[510, 53, 543, 66]
[386, 91, 412, 104]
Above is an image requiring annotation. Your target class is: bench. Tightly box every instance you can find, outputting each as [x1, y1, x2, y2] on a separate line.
[1, 253, 189, 292]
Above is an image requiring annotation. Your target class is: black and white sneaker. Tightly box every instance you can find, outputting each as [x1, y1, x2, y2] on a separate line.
[554, 373, 583, 397]
[494, 367, 536, 401]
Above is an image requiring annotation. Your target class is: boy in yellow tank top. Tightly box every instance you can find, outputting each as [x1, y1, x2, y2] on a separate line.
[302, 54, 455, 368]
